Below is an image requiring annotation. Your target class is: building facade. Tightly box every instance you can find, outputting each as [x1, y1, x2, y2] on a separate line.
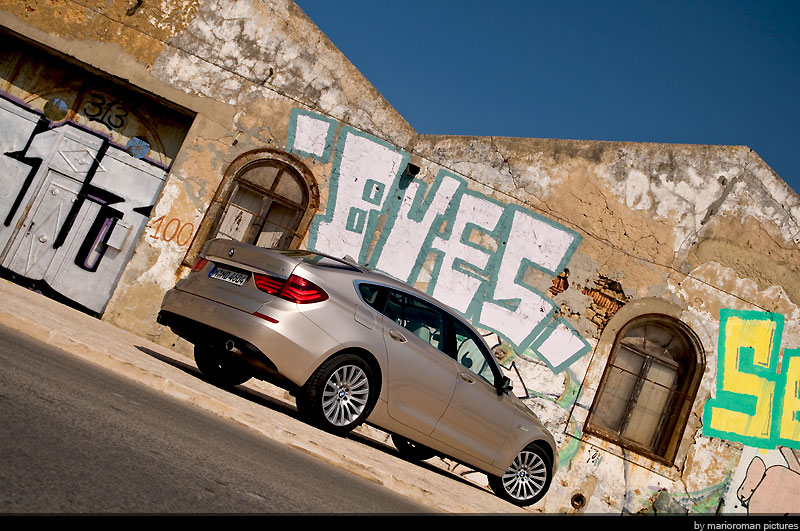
[2, 0, 799, 514]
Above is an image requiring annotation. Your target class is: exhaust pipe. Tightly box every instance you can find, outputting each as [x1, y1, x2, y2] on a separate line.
[225, 339, 244, 355]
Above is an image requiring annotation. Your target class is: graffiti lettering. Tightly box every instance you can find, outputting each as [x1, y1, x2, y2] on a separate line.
[0, 96, 166, 313]
[288, 108, 590, 372]
[82, 93, 129, 130]
[148, 215, 194, 247]
[703, 309, 800, 449]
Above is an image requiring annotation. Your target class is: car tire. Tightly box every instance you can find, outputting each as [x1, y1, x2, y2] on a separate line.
[488, 443, 553, 506]
[194, 345, 252, 387]
[391, 434, 436, 461]
[301, 353, 377, 435]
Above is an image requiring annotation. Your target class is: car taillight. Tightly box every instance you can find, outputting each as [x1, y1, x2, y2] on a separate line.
[281, 275, 328, 304]
[253, 273, 328, 304]
[192, 257, 208, 272]
[253, 273, 284, 295]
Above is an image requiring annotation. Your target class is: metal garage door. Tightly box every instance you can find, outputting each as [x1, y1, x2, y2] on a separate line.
[0, 32, 194, 314]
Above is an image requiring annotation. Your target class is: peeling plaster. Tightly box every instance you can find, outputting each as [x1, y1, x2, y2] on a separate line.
[6, 0, 800, 515]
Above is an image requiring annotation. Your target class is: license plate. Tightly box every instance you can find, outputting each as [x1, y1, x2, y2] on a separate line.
[209, 266, 249, 286]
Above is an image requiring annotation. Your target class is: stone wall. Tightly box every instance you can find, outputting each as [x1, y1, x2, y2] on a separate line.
[2, 0, 799, 514]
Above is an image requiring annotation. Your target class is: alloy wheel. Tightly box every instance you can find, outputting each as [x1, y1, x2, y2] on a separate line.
[501, 448, 549, 502]
[321, 364, 370, 427]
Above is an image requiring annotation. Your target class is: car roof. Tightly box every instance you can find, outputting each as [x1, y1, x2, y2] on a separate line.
[268, 246, 483, 335]
[294, 249, 497, 355]
[350, 266, 477, 328]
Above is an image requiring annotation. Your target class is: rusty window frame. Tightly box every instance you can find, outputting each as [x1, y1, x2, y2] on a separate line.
[584, 316, 702, 466]
[180, 149, 320, 269]
[211, 161, 308, 249]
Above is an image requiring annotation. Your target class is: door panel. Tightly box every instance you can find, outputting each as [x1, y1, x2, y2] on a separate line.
[0, 99, 42, 252]
[0, 119, 168, 313]
[433, 373, 515, 465]
[384, 322, 459, 435]
[3, 171, 85, 279]
[383, 290, 459, 435]
[45, 144, 167, 313]
[432, 319, 514, 465]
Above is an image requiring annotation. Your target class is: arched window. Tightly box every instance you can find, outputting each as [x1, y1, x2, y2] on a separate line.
[211, 158, 310, 249]
[584, 315, 704, 465]
[181, 149, 319, 270]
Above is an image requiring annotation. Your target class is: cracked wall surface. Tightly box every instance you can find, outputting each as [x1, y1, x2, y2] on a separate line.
[2, 0, 800, 514]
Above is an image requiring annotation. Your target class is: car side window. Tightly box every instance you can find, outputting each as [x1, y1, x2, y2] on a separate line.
[357, 283, 386, 312]
[453, 319, 496, 386]
[382, 290, 446, 353]
[383, 289, 404, 324]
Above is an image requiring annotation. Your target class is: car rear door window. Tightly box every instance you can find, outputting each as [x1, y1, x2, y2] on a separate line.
[382, 290, 446, 353]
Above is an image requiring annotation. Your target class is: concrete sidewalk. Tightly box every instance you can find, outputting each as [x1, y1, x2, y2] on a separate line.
[0, 279, 529, 514]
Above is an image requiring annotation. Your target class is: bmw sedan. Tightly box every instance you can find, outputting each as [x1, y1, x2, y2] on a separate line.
[157, 238, 556, 506]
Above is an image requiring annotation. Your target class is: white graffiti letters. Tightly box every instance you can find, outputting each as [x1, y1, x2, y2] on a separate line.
[479, 208, 577, 349]
[374, 174, 463, 283]
[430, 192, 505, 314]
[310, 127, 408, 263]
[290, 109, 590, 372]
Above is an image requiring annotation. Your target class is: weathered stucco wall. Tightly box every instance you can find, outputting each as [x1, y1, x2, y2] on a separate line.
[2, 0, 799, 514]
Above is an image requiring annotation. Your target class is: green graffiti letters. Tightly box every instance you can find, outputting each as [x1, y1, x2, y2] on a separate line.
[703, 309, 800, 449]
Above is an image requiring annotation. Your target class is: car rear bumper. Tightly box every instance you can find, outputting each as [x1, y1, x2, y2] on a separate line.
[159, 287, 342, 386]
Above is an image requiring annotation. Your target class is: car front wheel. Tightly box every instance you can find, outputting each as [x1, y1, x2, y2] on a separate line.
[488, 444, 553, 506]
[301, 353, 377, 435]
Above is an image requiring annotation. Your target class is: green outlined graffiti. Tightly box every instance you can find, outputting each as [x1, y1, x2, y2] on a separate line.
[304, 124, 409, 265]
[702, 308, 800, 450]
[288, 109, 590, 372]
[528, 368, 583, 467]
[286, 108, 337, 163]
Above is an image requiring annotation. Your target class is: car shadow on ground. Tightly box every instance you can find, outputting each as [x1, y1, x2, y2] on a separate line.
[134, 344, 491, 494]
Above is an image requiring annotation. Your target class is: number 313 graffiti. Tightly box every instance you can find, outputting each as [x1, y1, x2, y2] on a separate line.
[703, 309, 800, 449]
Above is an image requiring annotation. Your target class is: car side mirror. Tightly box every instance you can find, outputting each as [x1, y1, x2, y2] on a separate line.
[497, 376, 513, 395]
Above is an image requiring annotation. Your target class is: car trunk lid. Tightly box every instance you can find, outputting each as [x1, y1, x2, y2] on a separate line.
[177, 239, 301, 313]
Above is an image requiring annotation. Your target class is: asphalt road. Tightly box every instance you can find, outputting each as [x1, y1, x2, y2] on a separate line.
[0, 324, 433, 514]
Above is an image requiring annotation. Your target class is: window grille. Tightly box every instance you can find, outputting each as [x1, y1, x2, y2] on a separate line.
[585, 316, 703, 465]
[212, 160, 308, 249]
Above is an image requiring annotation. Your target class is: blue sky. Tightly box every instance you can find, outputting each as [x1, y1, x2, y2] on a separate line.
[296, 1, 800, 195]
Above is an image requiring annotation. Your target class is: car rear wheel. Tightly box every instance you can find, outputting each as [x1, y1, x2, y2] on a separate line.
[301, 353, 376, 435]
[488, 444, 552, 506]
[391, 434, 436, 461]
[194, 345, 252, 387]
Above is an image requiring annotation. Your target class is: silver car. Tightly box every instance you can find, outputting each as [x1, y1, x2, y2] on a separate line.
[158, 238, 556, 506]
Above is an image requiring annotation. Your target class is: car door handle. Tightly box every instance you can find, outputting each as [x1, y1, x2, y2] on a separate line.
[388, 329, 407, 343]
[459, 372, 475, 383]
